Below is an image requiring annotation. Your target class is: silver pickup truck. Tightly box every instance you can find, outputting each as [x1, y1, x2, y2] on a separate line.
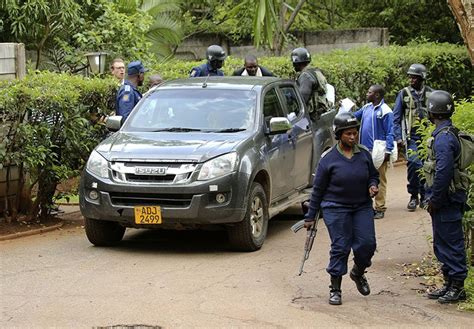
[80, 77, 336, 251]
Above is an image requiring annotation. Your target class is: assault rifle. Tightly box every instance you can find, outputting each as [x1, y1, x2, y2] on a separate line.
[291, 209, 320, 276]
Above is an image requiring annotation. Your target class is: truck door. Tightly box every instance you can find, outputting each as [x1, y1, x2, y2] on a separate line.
[262, 87, 294, 199]
[278, 85, 313, 189]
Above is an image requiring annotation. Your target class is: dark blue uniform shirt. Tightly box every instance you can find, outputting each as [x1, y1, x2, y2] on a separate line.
[116, 80, 142, 120]
[189, 63, 224, 77]
[426, 120, 467, 207]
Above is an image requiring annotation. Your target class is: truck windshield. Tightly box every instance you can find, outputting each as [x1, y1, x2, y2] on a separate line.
[123, 89, 257, 132]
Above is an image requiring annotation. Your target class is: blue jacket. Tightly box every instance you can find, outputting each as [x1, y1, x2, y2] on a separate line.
[189, 63, 224, 77]
[116, 80, 142, 120]
[304, 145, 379, 221]
[354, 100, 394, 153]
[426, 120, 467, 207]
[393, 86, 433, 142]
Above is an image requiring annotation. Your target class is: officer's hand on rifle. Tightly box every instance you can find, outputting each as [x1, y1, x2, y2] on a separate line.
[304, 219, 315, 230]
[369, 185, 379, 198]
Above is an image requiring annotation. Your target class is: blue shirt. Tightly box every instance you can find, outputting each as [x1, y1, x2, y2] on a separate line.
[354, 100, 394, 153]
[189, 63, 224, 77]
[425, 120, 466, 207]
[304, 145, 379, 220]
[116, 80, 142, 120]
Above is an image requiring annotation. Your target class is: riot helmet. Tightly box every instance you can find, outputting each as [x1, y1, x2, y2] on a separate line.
[333, 112, 360, 139]
[291, 47, 311, 64]
[427, 90, 455, 115]
[407, 63, 427, 80]
[206, 45, 227, 62]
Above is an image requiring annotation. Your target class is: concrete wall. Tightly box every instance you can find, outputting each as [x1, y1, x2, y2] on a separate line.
[175, 28, 389, 60]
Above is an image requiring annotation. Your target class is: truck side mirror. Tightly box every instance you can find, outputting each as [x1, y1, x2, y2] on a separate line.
[267, 117, 292, 135]
[105, 116, 122, 132]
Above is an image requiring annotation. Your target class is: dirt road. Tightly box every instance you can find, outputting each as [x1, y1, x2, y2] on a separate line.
[1, 165, 473, 328]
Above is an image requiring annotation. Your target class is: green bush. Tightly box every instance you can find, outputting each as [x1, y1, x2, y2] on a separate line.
[0, 72, 116, 219]
[152, 42, 471, 106]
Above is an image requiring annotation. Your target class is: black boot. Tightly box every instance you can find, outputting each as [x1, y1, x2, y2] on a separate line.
[350, 265, 370, 296]
[329, 276, 342, 305]
[427, 275, 450, 300]
[438, 280, 467, 304]
[407, 196, 419, 212]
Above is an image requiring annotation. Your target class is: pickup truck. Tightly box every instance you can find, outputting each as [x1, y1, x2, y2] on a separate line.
[80, 77, 336, 251]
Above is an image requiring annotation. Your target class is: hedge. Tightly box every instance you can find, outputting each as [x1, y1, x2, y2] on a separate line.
[0, 72, 116, 219]
[151, 42, 472, 106]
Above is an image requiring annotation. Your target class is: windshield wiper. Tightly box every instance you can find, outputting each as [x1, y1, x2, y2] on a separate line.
[152, 127, 203, 132]
[215, 128, 246, 133]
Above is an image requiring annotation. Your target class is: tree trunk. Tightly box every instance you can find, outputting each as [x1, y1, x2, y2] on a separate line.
[447, 0, 474, 65]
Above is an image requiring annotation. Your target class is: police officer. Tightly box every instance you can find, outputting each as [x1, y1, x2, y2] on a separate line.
[291, 47, 329, 122]
[304, 112, 379, 305]
[393, 64, 433, 211]
[189, 45, 226, 77]
[424, 90, 467, 304]
[116, 60, 148, 121]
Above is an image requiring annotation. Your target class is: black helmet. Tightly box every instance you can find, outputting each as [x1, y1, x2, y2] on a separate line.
[206, 45, 226, 61]
[427, 90, 455, 115]
[333, 112, 360, 138]
[291, 47, 311, 64]
[407, 63, 427, 80]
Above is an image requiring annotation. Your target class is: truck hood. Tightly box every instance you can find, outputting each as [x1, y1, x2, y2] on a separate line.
[95, 131, 247, 163]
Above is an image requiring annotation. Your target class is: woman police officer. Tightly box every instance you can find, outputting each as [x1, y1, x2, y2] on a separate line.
[304, 112, 380, 305]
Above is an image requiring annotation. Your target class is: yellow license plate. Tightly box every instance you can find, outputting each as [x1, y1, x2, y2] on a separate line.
[134, 206, 162, 224]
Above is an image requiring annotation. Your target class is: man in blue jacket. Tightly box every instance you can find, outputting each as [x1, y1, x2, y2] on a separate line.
[189, 45, 226, 77]
[354, 85, 395, 219]
[116, 60, 148, 121]
[393, 64, 433, 212]
[423, 90, 467, 304]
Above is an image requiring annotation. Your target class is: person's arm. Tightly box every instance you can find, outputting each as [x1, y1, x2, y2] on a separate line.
[383, 110, 395, 154]
[297, 72, 315, 105]
[189, 66, 202, 77]
[392, 91, 404, 142]
[116, 87, 136, 119]
[430, 134, 456, 207]
[366, 149, 380, 188]
[353, 106, 365, 121]
[304, 158, 330, 221]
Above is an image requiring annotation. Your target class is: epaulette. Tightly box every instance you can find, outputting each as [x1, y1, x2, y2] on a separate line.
[321, 146, 335, 158]
[124, 85, 131, 92]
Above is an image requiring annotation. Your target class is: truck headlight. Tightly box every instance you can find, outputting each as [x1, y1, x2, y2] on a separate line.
[198, 152, 237, 181]
[86, 150, 109, 179]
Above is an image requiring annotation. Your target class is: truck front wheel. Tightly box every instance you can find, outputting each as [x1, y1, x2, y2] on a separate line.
[84, 218, 125, 246]
[228, 182, 269, 251]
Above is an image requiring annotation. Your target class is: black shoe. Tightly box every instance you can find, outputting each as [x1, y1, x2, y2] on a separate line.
[420, 198, 429, 210]
[407, 197, 419, 211]
[438, 280, 467, 304]
[374, 210, 384, 219]
[427, 275, 450, 299]
[329, 276, 342, 305]
[350, 267, 371, 296]
[428, 282, 450, 299]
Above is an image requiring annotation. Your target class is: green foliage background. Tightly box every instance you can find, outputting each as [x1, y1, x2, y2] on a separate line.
[151, 42, 472, 106]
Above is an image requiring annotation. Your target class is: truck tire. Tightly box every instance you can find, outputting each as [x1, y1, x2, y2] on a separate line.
[84, 218, 125, 246]
[228, 182, 269, 251]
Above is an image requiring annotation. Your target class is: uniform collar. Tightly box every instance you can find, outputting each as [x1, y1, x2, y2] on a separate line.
[433, 119, 452, 135]
[124, 79, 138, 90]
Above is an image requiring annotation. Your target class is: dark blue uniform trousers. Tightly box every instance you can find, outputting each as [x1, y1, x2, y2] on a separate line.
[431, 204, 467, 281]
[322, 203, 376, 277]
[407, 138, 425, 198]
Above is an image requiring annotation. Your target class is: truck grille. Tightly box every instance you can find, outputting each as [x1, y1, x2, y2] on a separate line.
[110, 162, 197, 185]
[110, 192, 193, 207]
